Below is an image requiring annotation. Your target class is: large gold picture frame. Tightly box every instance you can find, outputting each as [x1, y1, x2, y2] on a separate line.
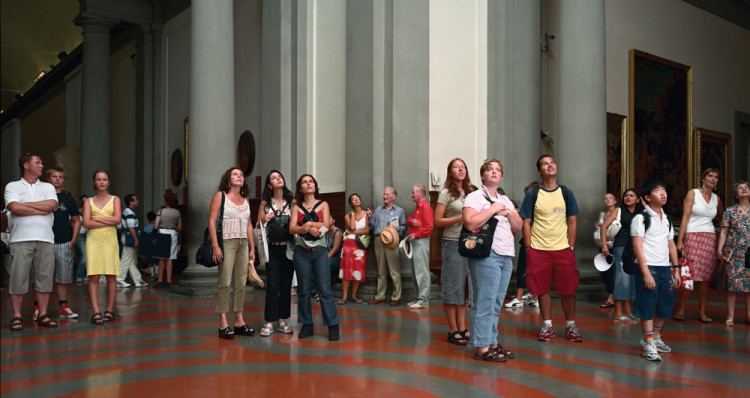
[694, 127, 732, 206]
[629, 50, 693, 218]
[607, 112, 627, 199]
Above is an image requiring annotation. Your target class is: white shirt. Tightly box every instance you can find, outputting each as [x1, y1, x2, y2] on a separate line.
[4, 178, 57, 244]
[685, 189, 718, 233]
[630, 206, 674, 267]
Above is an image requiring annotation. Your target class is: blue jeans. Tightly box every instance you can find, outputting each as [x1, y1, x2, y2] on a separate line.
[75, 234, 87, 279]
[293, 246, 339, 326]
[634, 266, 675, 321]
[469, 251, 513, 348]
[612, 246, 635, 301]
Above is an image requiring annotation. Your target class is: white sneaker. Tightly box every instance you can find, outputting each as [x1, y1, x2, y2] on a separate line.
[522, 293, 532, 300]
[134, 281, 148, 287]
[504, 298, 524, 308]
[641, 336, 671, 353]
[408, 302, 428, 309]
[642, 340, 662, 361]
[527, 300, 539, 308]
[32, 306, 39, 321]
[117, 281, 131, 288]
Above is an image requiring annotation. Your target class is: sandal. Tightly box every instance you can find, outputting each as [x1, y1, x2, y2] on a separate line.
[460, 329, 470, 340]
[260, 323, 274, 337]
[234, 324, 255, 336]
[313, 293, 321, 302]
[600, 299, 615, 308]
[350, 297, 363, 304]
[473, 349, 507, 362]
[337, 299, 347, 305]
[278, 320, 294, 334]
[493, 344, 514, 358]
[91, 312, 103, 325]
[673, 314, 685, 322]
[697, 316, 713, 324]
[36, 314, 59, 328]
[102, 310, 115, 323]
[448, 331, 468, 346]
[10, 317, 23, 332]
[218, 326, 235, 340]
[614, 316, 632, 322]
[725, 319, 734, 326]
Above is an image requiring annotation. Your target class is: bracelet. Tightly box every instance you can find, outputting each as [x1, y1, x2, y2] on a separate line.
[671, 264, 680, 269]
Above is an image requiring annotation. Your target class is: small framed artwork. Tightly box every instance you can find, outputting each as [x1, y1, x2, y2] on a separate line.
[237, 130, 256, 177]
[171, 149, 183, 186]
[694, 128, 732, 206]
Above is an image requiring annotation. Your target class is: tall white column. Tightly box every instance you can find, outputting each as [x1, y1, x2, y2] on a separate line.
[556, 0, 607, 267]
[76, 16, 114, 189]
[178, 0, 235, 294]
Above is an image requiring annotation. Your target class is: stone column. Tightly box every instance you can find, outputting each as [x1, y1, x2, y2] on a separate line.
[76, 16, 115, 190]
[135, 24, 159, 218]
[556, 0, 607, 283]
[175, 0, 236, 296]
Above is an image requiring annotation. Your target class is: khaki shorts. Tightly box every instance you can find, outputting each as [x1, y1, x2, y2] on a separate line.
[9, 241, 54, 295]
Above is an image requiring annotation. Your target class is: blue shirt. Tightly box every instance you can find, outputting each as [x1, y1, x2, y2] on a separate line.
[369, 204, 407, 236]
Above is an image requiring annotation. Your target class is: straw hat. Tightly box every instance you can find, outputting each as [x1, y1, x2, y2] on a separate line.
[380, 225, 400, 249]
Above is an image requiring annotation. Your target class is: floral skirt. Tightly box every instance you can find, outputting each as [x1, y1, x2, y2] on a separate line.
[339, 239, 367, 282]
[684, 232, 717, 281]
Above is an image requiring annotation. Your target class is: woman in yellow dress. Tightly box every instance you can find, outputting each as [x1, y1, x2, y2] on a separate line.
[82, 170, 121, 325]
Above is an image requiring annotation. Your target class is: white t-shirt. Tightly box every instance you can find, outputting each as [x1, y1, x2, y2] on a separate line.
[4, 178, 57, 244]
[463, 186, 517, 257]
[630, 206, 674, 267]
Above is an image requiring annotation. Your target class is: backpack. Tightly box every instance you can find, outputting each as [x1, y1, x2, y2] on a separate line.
[299, 200, 324, 241]
[529, 185, 570, 227]
[622, 210, 672, 274]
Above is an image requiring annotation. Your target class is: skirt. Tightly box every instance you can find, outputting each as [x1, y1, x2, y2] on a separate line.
[684, 232, 717, 282]
[339, 238, 366, 282]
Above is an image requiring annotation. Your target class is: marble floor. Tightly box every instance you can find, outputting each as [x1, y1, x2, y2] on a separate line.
[2, 281, 748, 397]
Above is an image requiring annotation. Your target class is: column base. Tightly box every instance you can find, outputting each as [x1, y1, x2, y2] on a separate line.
[170, 267, 260, 297]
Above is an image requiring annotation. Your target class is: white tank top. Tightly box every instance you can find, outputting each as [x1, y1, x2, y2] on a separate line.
[685, 189, 717, 233]
[345, 214, 367, 240]
[223, 198, 250, 239]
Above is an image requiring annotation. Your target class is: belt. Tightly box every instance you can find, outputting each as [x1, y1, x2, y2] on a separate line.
[160, 227, 176, 231]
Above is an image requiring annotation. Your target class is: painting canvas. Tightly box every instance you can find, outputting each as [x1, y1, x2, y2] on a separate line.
[695, 128, 732, 207]
[629, 50, 693, 219]
[607, 113, 626, 200]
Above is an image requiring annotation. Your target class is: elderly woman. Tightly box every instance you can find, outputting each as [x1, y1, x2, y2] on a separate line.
[209, 167, 256, 340]
[675, 168, 724, 323]
[435, 158, 475, 345]
[717, 181, 750, 326]
[462, 159, 522, 362]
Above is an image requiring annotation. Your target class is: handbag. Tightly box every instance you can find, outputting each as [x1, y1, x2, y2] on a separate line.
[195, 193, 225, 268]
[255, 221, 269, 265]
[458, 194, 498, 258]
[678, 254, 694, 291]
[606, 208, 622, 239]
[355, 234, 371, 250]
[709, 259, 727, 291]
[138, 231, 171, 259]
[266, 202, 292, 243]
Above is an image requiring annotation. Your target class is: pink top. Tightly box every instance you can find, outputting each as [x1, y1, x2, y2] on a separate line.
[463, 186, 517, 257]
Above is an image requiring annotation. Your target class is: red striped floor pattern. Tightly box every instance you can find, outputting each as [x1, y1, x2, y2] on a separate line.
[2, 282, 748, 397]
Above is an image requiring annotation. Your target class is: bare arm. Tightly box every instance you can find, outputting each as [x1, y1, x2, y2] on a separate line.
[716, 226, 729, 259]
[600, 209, 619, 256]
[290, 202, 329, 237]
[348, 213, 370, 235]
[632, 236, 655, 290]
[328, 230, 343, 259]
[257, 200, 274, 225]
[434, 203, 462, 228]
[462, 201, 506, 231]
[247, 217, 255, 264]
[69, 214, 81, 245]
[6, 200, 58, 216]
[676, 189, 695, 252]
[507, 208, 522, 233]
[522, 218, 531, 248]
[208, 192, 224, 263]
[668, 239, 680, 287]
[567, 215, 577, 248]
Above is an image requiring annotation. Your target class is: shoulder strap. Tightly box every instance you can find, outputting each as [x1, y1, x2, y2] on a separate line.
[642, 210, 651, 232]
[218, 193, 225, 228]
[616, 207, 621, 222]
[529, 186, 541, 226]
[560, 185, 569, 210]
[313, 200, 323, 211]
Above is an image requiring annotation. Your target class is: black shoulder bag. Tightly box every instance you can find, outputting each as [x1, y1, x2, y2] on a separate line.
[196, 193, 225, 267]
[458, 194, 498, 258]
[266, 201, 293, 243]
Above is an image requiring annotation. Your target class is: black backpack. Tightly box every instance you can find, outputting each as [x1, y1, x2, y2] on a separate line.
[299, 200, 323, 241]
[622, 210, 672, 274]
[529, 185, 571, 227]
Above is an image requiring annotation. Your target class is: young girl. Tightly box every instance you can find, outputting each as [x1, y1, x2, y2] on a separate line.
[82, 170, 121, 325]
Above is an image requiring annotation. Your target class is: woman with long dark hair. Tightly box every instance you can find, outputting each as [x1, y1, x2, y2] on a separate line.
[290, 174, 340, 341]
[257, 170, 296, 337]
[209, 167, 256, 340]
[339, 193, 369, 304]
[435, 158, 475, 345]
[601, 188, 643, 321]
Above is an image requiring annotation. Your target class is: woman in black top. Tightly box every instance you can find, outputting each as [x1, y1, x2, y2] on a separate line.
[601, 188, 642, 321]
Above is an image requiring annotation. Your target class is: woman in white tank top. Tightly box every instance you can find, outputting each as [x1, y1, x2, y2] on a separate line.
[674, 168, 724, 323]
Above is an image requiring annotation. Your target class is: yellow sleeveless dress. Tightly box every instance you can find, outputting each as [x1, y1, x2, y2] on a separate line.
[86, 196, 121, 276]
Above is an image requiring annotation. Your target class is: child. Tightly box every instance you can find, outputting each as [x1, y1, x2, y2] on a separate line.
[631, 181, 680, 361]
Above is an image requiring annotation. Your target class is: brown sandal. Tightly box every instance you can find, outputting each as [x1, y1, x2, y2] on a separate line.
[36, 314, 58, 328]
[10, 317, 23, 332]
[473, 349, 507, 362]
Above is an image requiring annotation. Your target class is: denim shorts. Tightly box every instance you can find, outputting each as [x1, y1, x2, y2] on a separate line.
[633, 266, 675, 321]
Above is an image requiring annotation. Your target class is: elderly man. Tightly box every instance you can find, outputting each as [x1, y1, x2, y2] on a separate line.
[5, 153, 59, 331]
[406, 184, 434, 309]
[367, 187, 407, 306]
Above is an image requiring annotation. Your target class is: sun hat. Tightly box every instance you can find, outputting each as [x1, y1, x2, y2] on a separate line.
[594, 253, 614, 272]
[380, 225, 400, 249]
[399, 238, 413, 259]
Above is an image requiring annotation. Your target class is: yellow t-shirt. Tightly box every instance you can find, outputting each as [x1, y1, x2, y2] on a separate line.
[530, 189, 571, 250]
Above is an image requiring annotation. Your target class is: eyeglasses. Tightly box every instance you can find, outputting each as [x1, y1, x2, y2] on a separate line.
[452, 165, 466, 170]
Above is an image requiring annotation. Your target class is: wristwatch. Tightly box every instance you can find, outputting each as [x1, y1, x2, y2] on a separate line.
[671, 264, 680, 269]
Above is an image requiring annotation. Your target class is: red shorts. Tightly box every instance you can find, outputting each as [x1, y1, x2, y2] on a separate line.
[525, 247, 579, 296]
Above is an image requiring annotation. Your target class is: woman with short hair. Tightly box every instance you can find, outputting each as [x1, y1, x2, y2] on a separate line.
[154, 191, 182, 288]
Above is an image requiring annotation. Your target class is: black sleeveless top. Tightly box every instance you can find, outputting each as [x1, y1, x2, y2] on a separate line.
[613, 206, 636, 247]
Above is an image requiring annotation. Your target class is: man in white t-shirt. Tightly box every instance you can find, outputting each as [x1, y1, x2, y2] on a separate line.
[631, 180, 680, 361]
[4, 153, 59, 331]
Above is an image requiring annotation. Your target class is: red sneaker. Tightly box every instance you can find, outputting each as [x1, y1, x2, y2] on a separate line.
[32, 305, 39, 321]
[565, 325, 583, 342]
[60, 304, 79, 319]
[538, 324, 555, 341]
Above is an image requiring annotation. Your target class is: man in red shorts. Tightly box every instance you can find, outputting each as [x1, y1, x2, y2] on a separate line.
[520, 155, 581, 342]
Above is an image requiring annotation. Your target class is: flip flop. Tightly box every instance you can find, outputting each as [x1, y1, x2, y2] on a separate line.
[697, 317, 713, 324]
[673, 314, 685, 322]
[337, 299, 347, 305]
[614, 316, 631, 322]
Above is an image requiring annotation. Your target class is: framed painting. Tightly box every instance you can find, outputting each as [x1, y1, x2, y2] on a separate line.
[170, 149, 183, 186]
[607, 113, 627, 200]
[237, 130, 256, 177]
[694, 128, 732, 206]
[629, 50, 693, 219]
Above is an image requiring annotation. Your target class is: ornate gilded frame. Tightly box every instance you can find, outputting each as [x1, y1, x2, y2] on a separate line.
[694, 127, 732, 205]
[629, 49, 693, 218]
[607, 112, 627, 199]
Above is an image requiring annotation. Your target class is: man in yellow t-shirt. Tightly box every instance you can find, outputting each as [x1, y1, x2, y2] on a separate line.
[520, 155, 580, 343]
